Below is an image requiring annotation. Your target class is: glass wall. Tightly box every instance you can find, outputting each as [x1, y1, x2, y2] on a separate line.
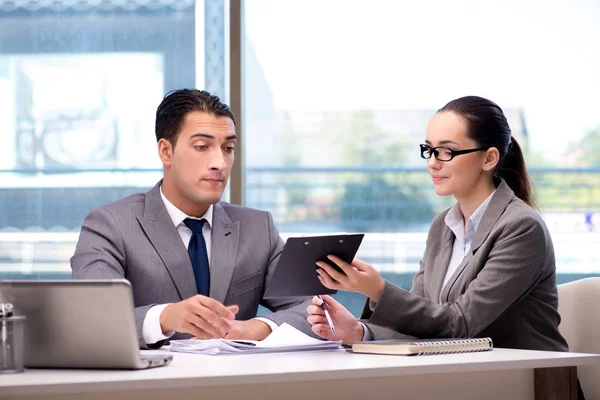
[243, 0, 600, 314]
[0, 0, 227, 278]
[1, 0, 599, 317]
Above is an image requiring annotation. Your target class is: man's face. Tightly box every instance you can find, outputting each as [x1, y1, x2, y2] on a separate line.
[159, 111, 236, 215]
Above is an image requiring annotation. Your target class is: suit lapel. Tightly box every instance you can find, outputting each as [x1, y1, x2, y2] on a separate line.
[137, 182, 197, 300]
[470, 179, 514, 253]
[440, 250, 473, 303]
[431, 223, 455, 302]
[209, 203, 240, 304]
[440, 179, 515, 302]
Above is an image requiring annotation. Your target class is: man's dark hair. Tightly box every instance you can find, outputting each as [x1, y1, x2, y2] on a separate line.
[155, 89, 236, 145]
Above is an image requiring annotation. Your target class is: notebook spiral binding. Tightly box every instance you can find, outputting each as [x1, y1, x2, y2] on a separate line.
[415, 338, 493, 356]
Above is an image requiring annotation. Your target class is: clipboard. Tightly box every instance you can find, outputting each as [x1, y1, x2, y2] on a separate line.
[264, 234, 364, 298]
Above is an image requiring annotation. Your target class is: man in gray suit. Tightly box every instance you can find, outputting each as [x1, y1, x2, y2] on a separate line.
[71, 89, 311, 349]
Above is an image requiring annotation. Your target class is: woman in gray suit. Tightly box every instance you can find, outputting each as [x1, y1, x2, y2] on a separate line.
[308, 96, 569, 353]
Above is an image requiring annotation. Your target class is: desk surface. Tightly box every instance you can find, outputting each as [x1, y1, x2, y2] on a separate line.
[1, 348, 599, 397]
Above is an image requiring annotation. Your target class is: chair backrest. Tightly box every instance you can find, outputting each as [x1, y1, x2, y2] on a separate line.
[558, 277, 600, 399]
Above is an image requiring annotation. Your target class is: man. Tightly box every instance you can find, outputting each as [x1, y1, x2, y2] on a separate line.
[71, 89, 312, 349]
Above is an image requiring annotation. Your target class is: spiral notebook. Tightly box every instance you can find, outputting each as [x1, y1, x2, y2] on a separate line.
[344, 337, 493, 356]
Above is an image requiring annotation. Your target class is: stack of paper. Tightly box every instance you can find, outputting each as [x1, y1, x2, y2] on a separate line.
[169, 323, 342, 355]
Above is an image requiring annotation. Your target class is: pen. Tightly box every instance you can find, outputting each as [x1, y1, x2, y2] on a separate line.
[318, 295, 336, 337]
[230, 340, 257, 346]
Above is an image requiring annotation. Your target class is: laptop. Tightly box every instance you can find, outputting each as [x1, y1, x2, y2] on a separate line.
[0, 279, 173, 369]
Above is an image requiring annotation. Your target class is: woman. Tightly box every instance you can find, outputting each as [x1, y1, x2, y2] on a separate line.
[308, 96, 569, 352]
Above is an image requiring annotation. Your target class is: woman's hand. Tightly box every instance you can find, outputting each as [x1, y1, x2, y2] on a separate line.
[306, 295, 364, 342]
[316, 256, 385, 302]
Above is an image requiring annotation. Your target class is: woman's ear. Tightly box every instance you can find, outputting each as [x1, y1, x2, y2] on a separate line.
[482, 147, 500, 172]
[158, 138, 173, 166]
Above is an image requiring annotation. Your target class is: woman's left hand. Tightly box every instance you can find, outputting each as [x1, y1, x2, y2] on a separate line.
[316, 256, 385, 302]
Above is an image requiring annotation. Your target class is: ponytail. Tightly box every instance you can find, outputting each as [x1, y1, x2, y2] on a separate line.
[438, 96, 535, 206]
[497, 137, 534, 207]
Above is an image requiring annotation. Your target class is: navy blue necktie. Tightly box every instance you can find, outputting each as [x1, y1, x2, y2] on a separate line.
[183, 218, 210, 296]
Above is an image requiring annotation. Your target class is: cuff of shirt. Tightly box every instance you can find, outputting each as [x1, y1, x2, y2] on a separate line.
[254, 317, 278, 334]
[359, 322, 373, 341]
[142, 304, 175, 345]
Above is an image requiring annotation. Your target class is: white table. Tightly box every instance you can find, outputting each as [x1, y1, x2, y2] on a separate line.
[1, 348, 598, 400]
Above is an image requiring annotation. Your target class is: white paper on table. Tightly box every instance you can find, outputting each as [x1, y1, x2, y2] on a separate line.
[168, 323, 342, 355]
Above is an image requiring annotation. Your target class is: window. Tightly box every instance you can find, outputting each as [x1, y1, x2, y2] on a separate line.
[0, 0, 227, 278]
[243, 0, 600, 314]
[2, 1, 599, 317]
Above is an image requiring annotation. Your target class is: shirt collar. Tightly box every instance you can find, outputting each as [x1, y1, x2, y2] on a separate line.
[159, 186, 213, 229]
[445, 190, 496, 234]
[468, 190, 495, 232]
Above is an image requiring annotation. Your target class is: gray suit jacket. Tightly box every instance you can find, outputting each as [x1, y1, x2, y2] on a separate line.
[71, 182, 312, 348]
[362, 180, 569, 351]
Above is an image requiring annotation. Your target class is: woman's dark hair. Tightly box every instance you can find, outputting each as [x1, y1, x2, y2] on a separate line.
[155, 89, 236, 146]
[438, 96, 533, 206]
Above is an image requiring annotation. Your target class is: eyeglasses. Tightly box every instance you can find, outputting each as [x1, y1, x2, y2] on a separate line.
[419, 144, 488, 162]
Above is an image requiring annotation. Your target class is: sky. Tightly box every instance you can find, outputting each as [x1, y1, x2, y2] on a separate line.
[245, 0, 600, 161]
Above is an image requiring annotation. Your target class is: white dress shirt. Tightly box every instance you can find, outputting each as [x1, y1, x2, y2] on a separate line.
[361, 190, 496, 341]
[439, 190, 496, 303]
[141, 187, 277, 345]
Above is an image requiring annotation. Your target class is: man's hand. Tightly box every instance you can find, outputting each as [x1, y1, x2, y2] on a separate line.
[160, 295, 239, 339]
[223, 319, 272, 341]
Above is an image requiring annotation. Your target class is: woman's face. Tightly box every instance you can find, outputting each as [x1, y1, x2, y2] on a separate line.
[424, 111, 489, 198]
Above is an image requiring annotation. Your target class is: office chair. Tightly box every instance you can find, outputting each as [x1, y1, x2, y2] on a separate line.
[558, 277, 600, 399]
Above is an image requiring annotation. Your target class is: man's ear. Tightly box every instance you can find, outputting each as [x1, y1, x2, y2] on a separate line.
[482, 147, 500, 172]
[158, 138, 173, 166]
